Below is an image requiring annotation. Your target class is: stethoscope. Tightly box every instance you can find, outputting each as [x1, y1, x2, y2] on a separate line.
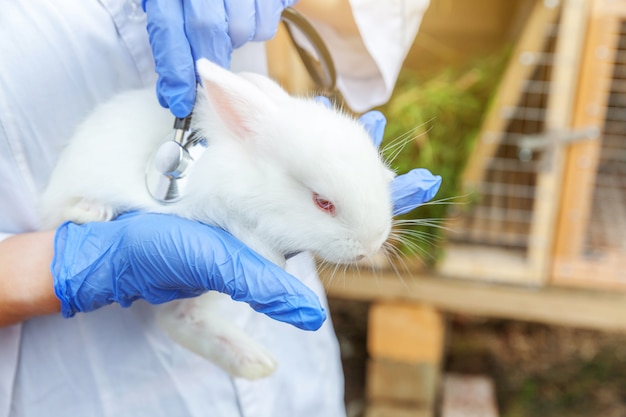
[145, 7, 338, 204]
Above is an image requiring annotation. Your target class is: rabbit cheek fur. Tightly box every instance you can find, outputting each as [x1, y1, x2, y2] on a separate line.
[40, 58, 394, 379]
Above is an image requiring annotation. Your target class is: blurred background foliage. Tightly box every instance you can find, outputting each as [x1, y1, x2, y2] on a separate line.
[376, 49, 510, 263]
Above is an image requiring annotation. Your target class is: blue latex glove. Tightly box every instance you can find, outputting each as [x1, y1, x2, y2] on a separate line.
[51, 212, 325, 331]
[358, 111, 442, 215]
[143, 0, 294, 117]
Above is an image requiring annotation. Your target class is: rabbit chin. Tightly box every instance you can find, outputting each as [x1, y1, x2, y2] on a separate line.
[312, 249, 375, 266]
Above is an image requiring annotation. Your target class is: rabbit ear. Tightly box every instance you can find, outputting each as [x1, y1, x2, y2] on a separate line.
[238, 72, 291, 102]
[196, 58, 276, 140]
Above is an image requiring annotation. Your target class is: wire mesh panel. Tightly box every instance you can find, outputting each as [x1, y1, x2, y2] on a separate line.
[553, 1, 626, 288]
[453, 36, 555, 250]
[439, 0, 590, 284]
[589, 37, 626, 253]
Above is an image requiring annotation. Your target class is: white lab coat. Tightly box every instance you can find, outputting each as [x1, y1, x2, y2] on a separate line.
[0, 1, 428, 416]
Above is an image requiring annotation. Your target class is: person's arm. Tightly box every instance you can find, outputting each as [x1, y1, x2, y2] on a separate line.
[0, 231, 60, 326]
[0, 214, 328, 330]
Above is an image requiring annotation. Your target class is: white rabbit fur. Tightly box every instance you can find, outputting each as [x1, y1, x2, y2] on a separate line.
[41, 58, 394, 379]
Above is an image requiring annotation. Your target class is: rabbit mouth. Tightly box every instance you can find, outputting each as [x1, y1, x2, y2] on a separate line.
[284, 251, 302, 260]
[282, 250, 367, 264]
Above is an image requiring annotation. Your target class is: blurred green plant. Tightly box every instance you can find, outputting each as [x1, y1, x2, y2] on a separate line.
[376, 50, 510, 265]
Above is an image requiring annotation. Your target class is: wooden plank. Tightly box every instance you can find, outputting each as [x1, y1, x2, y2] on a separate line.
[368, 302, 445, 363]
[365, 402, 432, 417]
[440, 374, 499, 417]
[366, 358, 439, 407]
[366, 302, 444, 417]
[552, 248, 626, 290]
[593, 0, 626, 14]
[551, 0, 621, 282]
[322, 266, 626, 332]
[527, 0, 591, 280]
[462, 0, 560, 189]
[438, 244, 533, 284]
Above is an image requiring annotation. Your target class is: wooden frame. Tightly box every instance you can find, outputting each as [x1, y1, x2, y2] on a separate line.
[439, 0, 591, 285]
[323, 267, 626, 333]
[552, 0, 626, 289]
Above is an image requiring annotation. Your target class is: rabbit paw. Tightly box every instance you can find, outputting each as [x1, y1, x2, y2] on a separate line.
[158, 300, 277, 380]
[215, 334, 277, 380]
[65, 198, 115, 224]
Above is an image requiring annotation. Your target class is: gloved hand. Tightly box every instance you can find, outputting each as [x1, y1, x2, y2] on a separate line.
[358, 110, 442, 215]
[52, 212, 325, 331]
[142, 0, 294, 118]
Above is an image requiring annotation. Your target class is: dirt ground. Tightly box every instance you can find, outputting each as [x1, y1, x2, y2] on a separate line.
[328, 298, 626, 417]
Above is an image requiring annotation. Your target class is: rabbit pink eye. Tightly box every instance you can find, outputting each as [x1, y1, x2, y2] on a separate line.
[313, 193, 336, 216]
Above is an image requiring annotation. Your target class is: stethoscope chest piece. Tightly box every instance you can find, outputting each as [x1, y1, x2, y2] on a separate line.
[146, 116, 206, 204]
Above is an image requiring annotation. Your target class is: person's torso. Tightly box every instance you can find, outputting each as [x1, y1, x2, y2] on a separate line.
[0, 2, 345, 416]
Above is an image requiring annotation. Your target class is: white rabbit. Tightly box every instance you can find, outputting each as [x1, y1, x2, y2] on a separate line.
[41, 58, 394, 379]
